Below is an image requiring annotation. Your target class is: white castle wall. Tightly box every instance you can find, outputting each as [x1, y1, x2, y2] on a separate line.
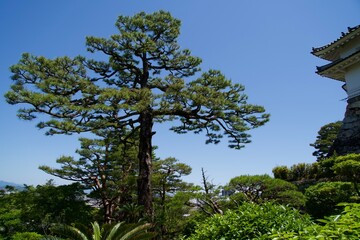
[345, 62, 360, 99]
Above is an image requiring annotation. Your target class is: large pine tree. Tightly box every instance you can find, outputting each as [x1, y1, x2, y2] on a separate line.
[5, 11, 269, 218]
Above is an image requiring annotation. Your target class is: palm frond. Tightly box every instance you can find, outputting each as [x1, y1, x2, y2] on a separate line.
[91, 221, 102, 240]
[119, 223, 153, 240]
[51, 224, 89, 240]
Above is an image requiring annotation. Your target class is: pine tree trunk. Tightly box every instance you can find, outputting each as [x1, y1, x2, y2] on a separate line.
[103, 200, 113, 224]
[137, 110, 153, 220]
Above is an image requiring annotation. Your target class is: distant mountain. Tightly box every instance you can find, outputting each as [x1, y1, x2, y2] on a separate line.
[0, 180, 23, 189]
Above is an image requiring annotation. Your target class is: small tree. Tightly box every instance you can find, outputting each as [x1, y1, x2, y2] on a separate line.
[152, 157, 192, 211]
[151, 157, 193, 237]
[310, 121, 342, 161]
[332, 153, 360, 196]
[40, 131, 138, 223]
[192, 168, 224, 216]
[227, 174, 305, 208]
[272, 165, 290, 180]
[5, 11, 269, 217]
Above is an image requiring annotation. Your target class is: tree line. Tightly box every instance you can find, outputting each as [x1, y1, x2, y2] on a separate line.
[2, 120, 360, 239]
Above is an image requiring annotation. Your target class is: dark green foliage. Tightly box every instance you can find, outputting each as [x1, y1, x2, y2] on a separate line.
[332, 153, 360, 196]
[317, 157, 337, 180]
[152, 158, 194, 238]
[0, 196, 23, 238]
[152, 157, 192, 206]
[273, 163, 323, 192]
[185, 202, 313, 240]
[227, 174, 305, 208]
[310, 121, 342, 161]
[272, 165, 290, 180]
[157, 191, 195, 238]
[305, 181, 355, 219]
[0, 182, 93, 238]
[118, 203, 144, 224]
[273, 163, 320, 182]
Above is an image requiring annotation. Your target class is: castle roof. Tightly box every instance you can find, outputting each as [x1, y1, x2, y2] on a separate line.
[311, 25, 360, 61]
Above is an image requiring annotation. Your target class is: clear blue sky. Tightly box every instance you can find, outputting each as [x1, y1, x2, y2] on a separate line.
[1, 1, 360, 186]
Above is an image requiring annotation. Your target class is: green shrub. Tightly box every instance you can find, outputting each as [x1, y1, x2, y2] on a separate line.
[271, 203, 360, 239]
[11, 232, 43, 240]
[305, 181, 354, 219]
[185, 202, 313, 240]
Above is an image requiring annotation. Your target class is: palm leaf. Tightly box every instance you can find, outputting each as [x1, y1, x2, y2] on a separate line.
[51, 224, 89, 240]
[119, 223, 153, 240]
[91, 221, 102, 240]
[128, 232, 158, 240]
[105, 221, 125, 240]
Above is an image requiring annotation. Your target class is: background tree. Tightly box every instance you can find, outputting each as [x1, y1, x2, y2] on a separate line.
[152, 157, 193, 238]
[158, 191, 196, 239]
[310, 121, 342, 161]
[5, 11, 269, 217]
[273, 163, 320, 192]
[192, 168, 224, 217]
[152, 157, 192, 212]
[0, 181, 93, 238]
[288, 163, 320, 182]
[226, 174, 305, 208]
[0, 188, 23, 238]
[40, 131, 138, 223]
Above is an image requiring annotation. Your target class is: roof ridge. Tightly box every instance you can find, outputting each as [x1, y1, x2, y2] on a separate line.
[312, 25, 360, 54]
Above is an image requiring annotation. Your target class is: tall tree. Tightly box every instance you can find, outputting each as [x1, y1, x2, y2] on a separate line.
[5, 11, 269, 217]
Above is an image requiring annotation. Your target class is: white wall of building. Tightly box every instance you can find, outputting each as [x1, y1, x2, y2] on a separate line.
[345, 62, 360, 99]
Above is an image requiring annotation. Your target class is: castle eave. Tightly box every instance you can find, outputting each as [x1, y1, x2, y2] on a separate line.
[316, 49, 360, 81]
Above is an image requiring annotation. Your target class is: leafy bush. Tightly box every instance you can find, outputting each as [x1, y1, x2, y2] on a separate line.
[11, 232, 43, 240]
[271, 203, 360, 239]
[332, 153, 360, 195]
[185, 202, 313, 240]
[305, 181, 355, 219]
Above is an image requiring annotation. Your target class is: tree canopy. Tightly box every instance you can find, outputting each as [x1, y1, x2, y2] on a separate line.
[227, 174, 305, 208]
